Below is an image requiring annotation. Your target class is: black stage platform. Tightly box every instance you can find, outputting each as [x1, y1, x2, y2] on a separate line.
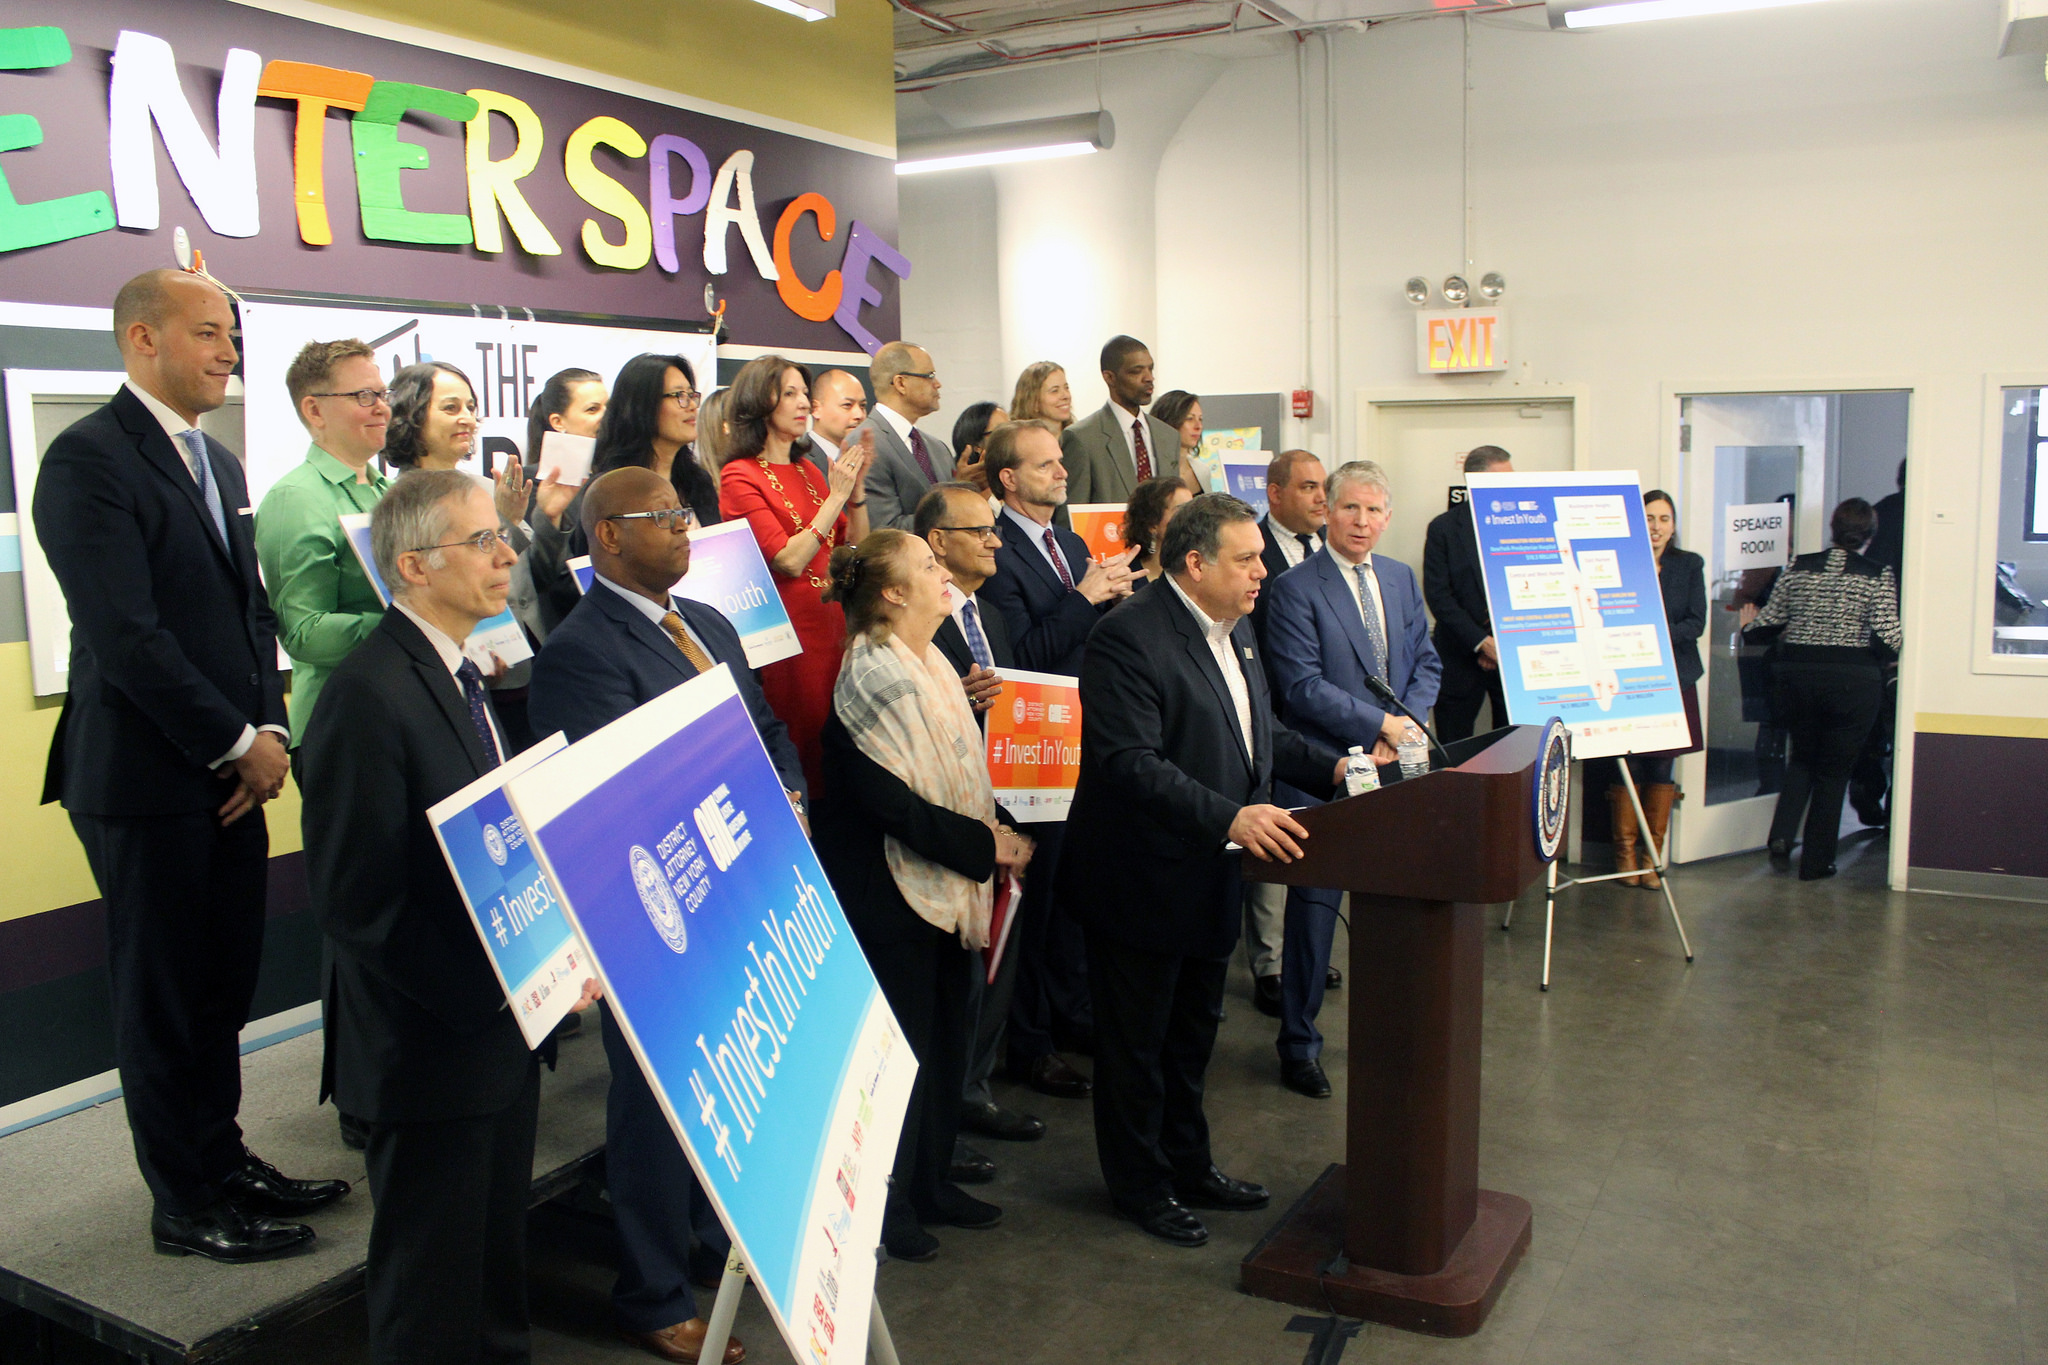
[0, 1026, 608, 1363]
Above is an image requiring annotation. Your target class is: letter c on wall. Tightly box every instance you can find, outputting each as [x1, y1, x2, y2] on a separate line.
[772, 192, 840, 323]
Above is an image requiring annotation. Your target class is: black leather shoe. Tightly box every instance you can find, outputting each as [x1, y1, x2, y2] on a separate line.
[1026, 1053, 1092, 1098]
[1115, 1196, 1208, 1247]
[1325, 965, 1343, 990]
[948, 1140, 996, 1185]
[1252, 974, 1282, 1018]
[1281, 1058, 1332, 1099]
[926, 1185, 1002, 1230]
[960, 1101, 1044, 1142]
[1767, 838, 1794, 868]
[224, 1149, 351, 1217]
[883, 1224, 939, 1263]
[1799, 863, 1837, 881]
[1174, 1166, 1271, 1211]
[152, 1201, 315, 1263]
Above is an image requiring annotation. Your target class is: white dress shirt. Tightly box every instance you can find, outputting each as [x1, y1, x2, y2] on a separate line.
[809, 432, 841, 464]
[125, 381, 287, 768]
[394, 600, 509, 756]
[595, 573, 712, 656]
[1167, 575, 1254, 762]
[872, 402, 917, 451]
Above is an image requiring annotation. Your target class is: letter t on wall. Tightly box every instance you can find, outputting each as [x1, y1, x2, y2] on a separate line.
[256, 61, 374, 246]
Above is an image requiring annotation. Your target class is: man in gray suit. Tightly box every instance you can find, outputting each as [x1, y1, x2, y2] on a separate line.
[1061, 335, 1181, 511]
[856, 341, 954, 530]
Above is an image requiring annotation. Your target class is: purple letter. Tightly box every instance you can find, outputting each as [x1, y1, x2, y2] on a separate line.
[649, 134, 711, 274]
[831, 219, 911, 355]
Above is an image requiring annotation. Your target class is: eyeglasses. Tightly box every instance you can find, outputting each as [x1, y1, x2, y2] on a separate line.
[936, 524, 1001, 543]
[664, 389, 702, 408]
[604, 508, 697, 531]
[897, 371, 937, 383]
[409, 528, 513, 555]
[312, 388, 391, 408]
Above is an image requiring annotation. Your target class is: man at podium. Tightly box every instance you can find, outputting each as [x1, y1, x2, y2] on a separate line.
[1059, 494, 1344, 1247]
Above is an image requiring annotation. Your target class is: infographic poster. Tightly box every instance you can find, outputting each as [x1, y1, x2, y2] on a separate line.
[1465, 471, 1688, 760]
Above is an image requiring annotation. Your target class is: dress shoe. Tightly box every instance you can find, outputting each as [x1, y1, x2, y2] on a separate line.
[925, 1185, 1002, 1230]
[1026, 1053, 1092, 1099]
[1114, 1196, 1208, 1247]
[151, 1201, 315, 1263]
[1325, 964, 1343, 990]
[948, 1140, 996, 1185]
[1281, 1057, 1332, 1099]
[1252, 974, 1282, 1018]
[960, 1100, 1044, 1142]
[1799, 863, 1837, 881]
[223, 1148, 351, 1217]
[1767, 838, 1794, 868]
[1173, 1166, 1271, 1212]
[621, 1318, 745, 1364]
[884, 1224, 940, 1262]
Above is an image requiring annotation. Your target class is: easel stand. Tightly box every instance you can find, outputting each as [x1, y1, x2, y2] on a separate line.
[1502, 758, 1693, 990]
[698, 1250, 903, 1365]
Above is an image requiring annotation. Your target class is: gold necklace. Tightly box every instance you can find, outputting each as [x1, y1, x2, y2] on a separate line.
[758, 456, 834, 589]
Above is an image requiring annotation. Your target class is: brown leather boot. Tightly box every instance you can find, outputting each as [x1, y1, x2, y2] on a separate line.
[1639, 783, 1678, 889]
[1607, 785, 1640, 886]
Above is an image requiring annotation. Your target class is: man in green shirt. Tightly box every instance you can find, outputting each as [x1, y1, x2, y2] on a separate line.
[255, 340, 393, 747]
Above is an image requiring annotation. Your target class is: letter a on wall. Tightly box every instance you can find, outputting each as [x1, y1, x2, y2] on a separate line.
[109, 31, 261, 237]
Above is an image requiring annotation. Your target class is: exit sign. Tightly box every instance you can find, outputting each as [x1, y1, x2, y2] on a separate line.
[1416, 308, 1507, 374]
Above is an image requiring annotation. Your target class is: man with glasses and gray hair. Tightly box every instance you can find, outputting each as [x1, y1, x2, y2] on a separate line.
[856, 340, 954, 530]
[304, 468, 597, 1365]
[1262, 460, 1441, 1099]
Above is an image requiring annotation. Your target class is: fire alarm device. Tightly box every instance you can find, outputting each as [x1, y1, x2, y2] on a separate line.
[1291, 389, 1314, 419]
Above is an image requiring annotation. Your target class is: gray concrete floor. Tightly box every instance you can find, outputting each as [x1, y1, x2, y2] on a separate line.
[7, 829, 2044, 1364]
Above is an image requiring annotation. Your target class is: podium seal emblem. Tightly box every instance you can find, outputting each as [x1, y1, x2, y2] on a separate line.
[1533, 717, 1570, 863]
[630, 844, 688, 953]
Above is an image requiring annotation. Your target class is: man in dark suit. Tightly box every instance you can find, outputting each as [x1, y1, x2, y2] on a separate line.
[979, 422, 1134, 1100]
[529, 466, 802, 1365]
[1263, 460, 1441, 1098]
[303, 469, 593, 1363]
[1245, 449, 1328, 1017]
[35, 269, 346, 1261]
[1061, 335, 1180, 512]
[914, 483, 1046, 1168]
[1423, 445, 1513, 742]
[1059, 493, 1344, 1247]
[853, 341, 954, 531]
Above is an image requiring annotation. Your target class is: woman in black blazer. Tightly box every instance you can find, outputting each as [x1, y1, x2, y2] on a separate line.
[813, 529, 1035, 1264]
[1613, 489, 1707, 887]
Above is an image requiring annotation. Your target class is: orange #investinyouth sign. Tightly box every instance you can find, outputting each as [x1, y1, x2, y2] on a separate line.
[985, 669, 1082, 823]
[1065, 504, 1127, 565]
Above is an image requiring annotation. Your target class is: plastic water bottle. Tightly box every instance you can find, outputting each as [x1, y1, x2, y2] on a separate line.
[1343, 745, 1380, 797]
[1397, 726, 1430, 779]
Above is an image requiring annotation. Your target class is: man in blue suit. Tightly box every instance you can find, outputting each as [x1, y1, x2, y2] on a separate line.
[1262, 460, 1441, 1099]
[530, 466, 802, 1365]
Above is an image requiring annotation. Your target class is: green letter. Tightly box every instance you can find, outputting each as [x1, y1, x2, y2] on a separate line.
[350, 80, 480, 245]
[0, 27, 113, 253]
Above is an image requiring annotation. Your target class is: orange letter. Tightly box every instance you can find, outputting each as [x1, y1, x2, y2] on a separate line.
[772, 192, 842, 322]
[257, 60, 375, 246]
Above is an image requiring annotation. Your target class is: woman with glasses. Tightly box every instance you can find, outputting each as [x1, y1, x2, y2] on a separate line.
[720, 354, 875, 795]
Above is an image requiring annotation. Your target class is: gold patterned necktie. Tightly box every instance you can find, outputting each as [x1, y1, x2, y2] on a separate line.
[660, 610, 715, 675]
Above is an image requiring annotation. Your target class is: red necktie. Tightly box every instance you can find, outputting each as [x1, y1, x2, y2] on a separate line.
[909, 427, 939, 484]
[1131, 418, 1152, 481]
[1043, 527, 1075, 589]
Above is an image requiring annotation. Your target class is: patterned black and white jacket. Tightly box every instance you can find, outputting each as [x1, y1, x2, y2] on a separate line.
[1744, 547, 1903, 662]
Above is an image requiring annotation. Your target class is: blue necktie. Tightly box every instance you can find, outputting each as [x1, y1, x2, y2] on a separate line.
[1353, 562, 1389, 683]
[960, 598, 994, 671]
[455, 659, 503, 768]
[177, 428, 229, 544]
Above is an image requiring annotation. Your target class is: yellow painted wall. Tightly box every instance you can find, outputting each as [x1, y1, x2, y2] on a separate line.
[314, 0, 898, 150]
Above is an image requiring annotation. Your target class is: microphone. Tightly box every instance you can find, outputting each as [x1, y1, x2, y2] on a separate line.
[1359, 673, 1454, 768]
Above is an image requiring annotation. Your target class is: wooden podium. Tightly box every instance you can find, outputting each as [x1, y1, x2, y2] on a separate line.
[1238, 724, 1551, 1337]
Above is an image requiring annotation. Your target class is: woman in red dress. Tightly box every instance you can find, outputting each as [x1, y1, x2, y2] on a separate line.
[720, 355, 874, 795]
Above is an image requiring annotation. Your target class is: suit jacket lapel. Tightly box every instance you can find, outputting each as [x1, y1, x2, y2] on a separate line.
[932, 616, 972, 675]
[387, 614, 492, 777]
[1001, 513, 1067, 600]
[1317, 553, 1377, 679]
[116, 394, 236, 568]
[596, 582, 695, 681]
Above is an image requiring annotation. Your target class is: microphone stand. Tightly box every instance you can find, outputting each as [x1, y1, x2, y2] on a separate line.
[1360, 673, 1454, 769]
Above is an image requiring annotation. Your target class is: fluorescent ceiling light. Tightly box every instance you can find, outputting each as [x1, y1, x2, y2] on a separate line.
[748, 0, 835, 21]
[895, 112, 1115, 177]
[1549, 0, 1840, 28]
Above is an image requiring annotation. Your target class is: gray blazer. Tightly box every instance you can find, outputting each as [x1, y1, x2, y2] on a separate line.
[1061, 402, 1181, 509]
[854, 409, 955, 531]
